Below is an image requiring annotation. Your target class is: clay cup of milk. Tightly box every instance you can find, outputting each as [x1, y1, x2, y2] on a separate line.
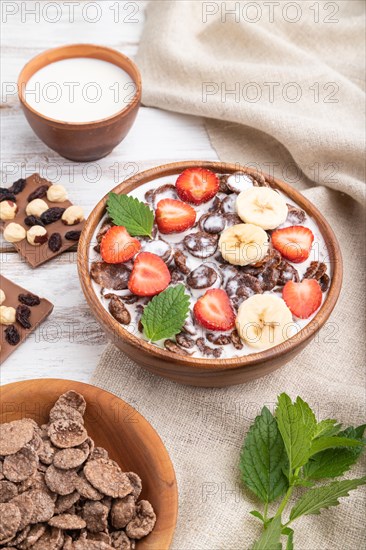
[18, 44, 141, 162]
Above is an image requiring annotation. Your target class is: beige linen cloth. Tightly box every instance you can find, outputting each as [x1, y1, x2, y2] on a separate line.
[92, 2, 366, 548]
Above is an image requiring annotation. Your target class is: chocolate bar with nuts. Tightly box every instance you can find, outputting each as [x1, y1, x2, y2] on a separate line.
[0, 275, 53, 363]
[0, 173, 85, 267]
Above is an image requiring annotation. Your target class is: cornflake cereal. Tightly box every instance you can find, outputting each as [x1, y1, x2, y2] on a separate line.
[0, 391, 156, 548]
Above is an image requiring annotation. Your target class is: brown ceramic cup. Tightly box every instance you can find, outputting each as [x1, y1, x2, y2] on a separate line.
[18, 44, 141, 162]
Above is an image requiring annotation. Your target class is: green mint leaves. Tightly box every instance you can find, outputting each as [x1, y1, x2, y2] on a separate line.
[240, 407, 288, 504]
[107, 193, 154, 237]
[141, 284, 190, 342]
[289, 477, 366, 522]
[240, 394, 366, 549]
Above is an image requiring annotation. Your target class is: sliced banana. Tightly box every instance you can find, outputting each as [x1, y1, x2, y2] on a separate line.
[218, 223, 269, 266]
[236, 187, 288, 230]
[236, 294, 295, 350]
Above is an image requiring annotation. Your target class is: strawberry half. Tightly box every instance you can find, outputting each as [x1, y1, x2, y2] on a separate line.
[128, 252, 171, 297]
[283, 279, 322, 319]
[272, 225, 314, 263]
[194, 289, 235, 331]
[155, 199, 196, 234]
[100, 226, 141, 264]
[176, 168, 219, 205]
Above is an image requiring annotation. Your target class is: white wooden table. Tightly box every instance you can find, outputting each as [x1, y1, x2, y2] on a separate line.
[0, 1, 218, 385]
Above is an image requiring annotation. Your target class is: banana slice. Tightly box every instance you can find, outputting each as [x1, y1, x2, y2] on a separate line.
[236, 187, 288, 230]
[218, 223, 269, 266]
[236, 294, 294, 350]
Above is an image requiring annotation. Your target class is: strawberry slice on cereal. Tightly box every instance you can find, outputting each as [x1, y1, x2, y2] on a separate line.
[176, 168, 219, 205]
[128, 252, 171, 297]
[155, 199, 196, 234]
[100, 226, 141, 264]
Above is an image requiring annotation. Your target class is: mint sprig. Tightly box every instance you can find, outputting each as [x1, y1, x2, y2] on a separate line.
[141, 284, 190, 342]
[107, 193, 154, 237]
[240, 394, 366, 549]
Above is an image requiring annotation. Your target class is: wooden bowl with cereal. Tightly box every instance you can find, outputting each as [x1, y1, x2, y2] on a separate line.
[0, 379, 178, 548]
[78, 161, 342, 387]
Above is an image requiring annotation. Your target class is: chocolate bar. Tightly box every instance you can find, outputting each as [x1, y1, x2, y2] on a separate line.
[0, 275, 53, 363]
[0, 173, 85, 267]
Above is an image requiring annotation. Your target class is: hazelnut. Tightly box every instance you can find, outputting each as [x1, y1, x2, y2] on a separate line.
[0, 305, 16, 325]
[4, 222, 26, 243]
[0, 289, 5, 305]
[27, 225, 48, 246]
[26, 199, 48, 217]
[62, 205, 84, 226]
[0, 200, 17, 221]
[47, 184, 68, 203]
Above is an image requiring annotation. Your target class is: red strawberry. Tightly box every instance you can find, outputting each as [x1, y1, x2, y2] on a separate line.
[100, 226, 141, 264]
[155, 199, 196, 234]
[283, 279, 322, 319]
[128, 252, 171, 296]
[194, 289, 235, 331]
[272, 225, 314, 263]
[176, 168, 219, 205]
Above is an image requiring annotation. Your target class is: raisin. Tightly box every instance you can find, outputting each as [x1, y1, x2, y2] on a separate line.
[5, 325, 20, 346]
[65, 230, 81, 241]
[9, 178, 26, 195]
[16, 304, 32, 329]
[24, 215, 45, 227]
[41, 207, 65, 225]
[48, 233, 62, 252]
[27, 185, 48, 202]
[0, 189, 16, 202]
[18, 293, 41, 306]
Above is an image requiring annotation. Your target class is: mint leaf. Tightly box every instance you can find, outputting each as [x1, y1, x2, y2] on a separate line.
[240, 407, 288, 503]
[250, 510, 265, 523]
[309, 436, 363, 457]
[275, 394, 316, 473]
[289, 477, 366, 522]
[252, 516, 283, 550]
[107, 193, 154, 237]
[141, 284, 190, 342]
[313, 419, 341, 439]
[303, 425, 366, 480]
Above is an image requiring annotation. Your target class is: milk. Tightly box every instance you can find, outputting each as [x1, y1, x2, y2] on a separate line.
[25, 57, 136, 123]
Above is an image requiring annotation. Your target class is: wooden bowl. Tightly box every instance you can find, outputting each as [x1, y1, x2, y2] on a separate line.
[78, 161, 343, 387]
[0, 379, 178, 549]
[18, 44, 141, 162]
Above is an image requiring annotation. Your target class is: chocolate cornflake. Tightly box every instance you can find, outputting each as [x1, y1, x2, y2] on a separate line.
[196, 338, 222, 358]
[108, 296, 131, 325]
[277, 260, 300, 286]
[164, 339, 190, 356]
[319, 273, 330, 292]
[3, 446, 38, 482]
[176, 332, 195, 349]
[0, 502, 21, 543]
[231, 329, 244, 350]
[207, 333, 232, 345]
[286, 203, 306, 224]
[125, 500, 156, 540]
[90, 262, 131, 290]
[84, 459, 133, 499]
[303, 261, 327, 280]
[174, 250, 190, 274]
[48, 419, 87, 449]
[183, 231, 219, 259]
[0, 419, 34, 456]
